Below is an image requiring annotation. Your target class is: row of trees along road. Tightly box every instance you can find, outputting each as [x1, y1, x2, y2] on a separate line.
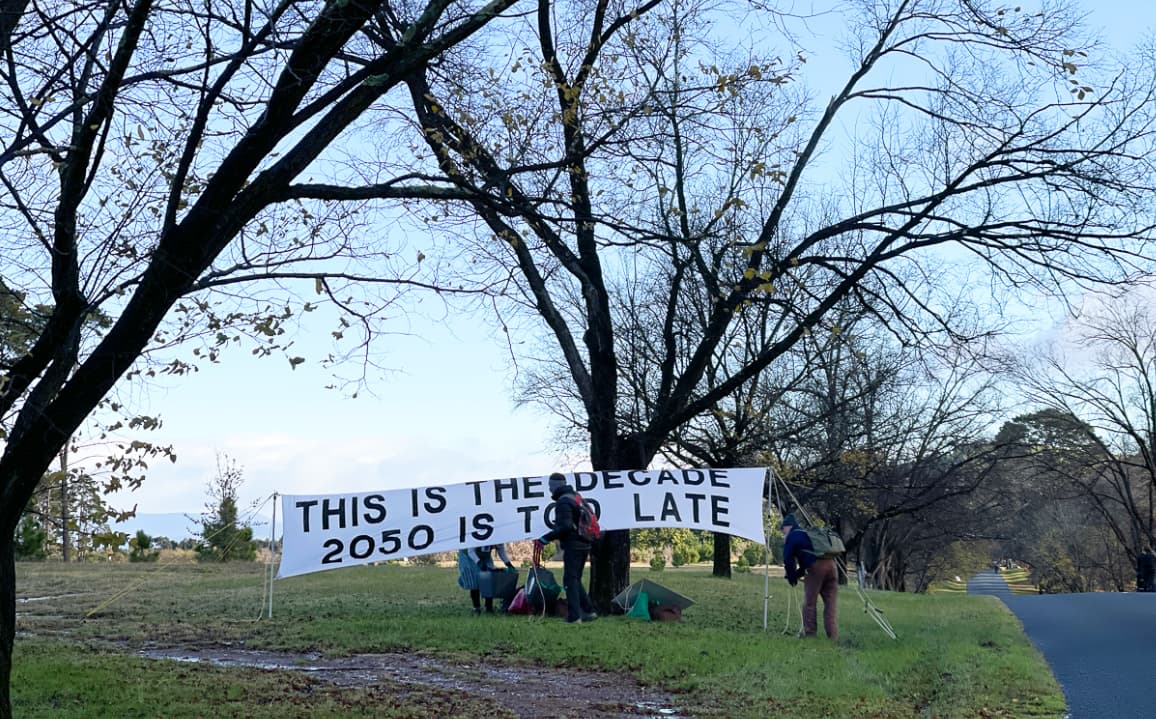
[1, 0, 1154, 715]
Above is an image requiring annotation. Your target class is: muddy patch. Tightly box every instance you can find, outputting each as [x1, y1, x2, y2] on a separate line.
[140, 646, 683, 718]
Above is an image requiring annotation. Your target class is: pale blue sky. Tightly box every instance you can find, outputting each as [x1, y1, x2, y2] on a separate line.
[106, 0, 1153, 518]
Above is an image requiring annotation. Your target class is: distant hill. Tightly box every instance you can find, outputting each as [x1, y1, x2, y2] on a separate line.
[115, 512, 274, 542]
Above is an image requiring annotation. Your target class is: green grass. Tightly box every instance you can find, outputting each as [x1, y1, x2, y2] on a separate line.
[1000, 567, 1039, 595]
[930, 568, 1039, 596]
[14, 561, 1066, 718]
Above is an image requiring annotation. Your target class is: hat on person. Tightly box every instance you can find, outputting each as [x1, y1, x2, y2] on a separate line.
[548, 473, 568, 494]
[781, 513, 798, 528]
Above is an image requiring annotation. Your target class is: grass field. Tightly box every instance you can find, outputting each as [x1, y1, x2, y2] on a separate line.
[930, 567, 1038, 596]
[14, 561, 1065, 718]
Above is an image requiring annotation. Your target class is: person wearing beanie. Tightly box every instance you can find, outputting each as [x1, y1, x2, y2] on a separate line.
[537, 472, 598, 624]
[782, 512, 838, 640]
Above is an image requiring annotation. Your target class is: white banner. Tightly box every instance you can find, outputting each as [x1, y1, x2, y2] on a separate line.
[276, 467, 768, 578]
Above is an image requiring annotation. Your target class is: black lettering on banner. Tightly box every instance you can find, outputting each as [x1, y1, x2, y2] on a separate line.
[423, 487, 447, 513]
[379, 529, 402, 554]
[633, 493, 655, 521]
[602, 472, 623, 490]
[516, 505, 538, 532]
[685, 493, 706, 522]
[657, 469, 677, 485]
[410, 524, 434, 550]
[409, 487, 448, 515]
[322, 498, 346, 530]
[545, 502, 558, 528]
[660, 492, 682, 522]
[709, 469, 730, 487]
[471, 513, 494, 541]
[350, 496, 360, 527]
[574, 472, 599, 492]
[467, 481, 485, 505]
[493, 477, 518, 502]
[682, 469, 706, 486]
[711, 495, 730, 526]
[349, 535, 374, 559]
[322, 538, 343, 564]
[296, 500, 319, 533]
[628, 471, 651, 486]
[522, 476, 546, 499]
[320, 525, 439, 563]
[362, 494, 387, 524]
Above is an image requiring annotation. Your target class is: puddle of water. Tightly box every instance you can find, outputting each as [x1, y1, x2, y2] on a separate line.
[147, 653, 306, 672]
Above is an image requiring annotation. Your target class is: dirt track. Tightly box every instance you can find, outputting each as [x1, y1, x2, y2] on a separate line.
[138, 645, 684, 719]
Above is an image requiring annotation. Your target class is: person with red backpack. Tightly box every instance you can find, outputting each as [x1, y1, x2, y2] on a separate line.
[536, 473, 599, 624]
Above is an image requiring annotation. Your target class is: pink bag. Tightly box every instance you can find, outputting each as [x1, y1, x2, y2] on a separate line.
[508, 587, 530, 615]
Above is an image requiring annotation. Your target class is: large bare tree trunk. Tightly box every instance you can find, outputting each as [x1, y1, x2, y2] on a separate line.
[588, 529, 630, 613]
[713, 533, 732, 578]
[0, 538, 13, 719]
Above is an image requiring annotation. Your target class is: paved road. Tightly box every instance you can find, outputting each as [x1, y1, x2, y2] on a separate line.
[968, 572, 1156, 719]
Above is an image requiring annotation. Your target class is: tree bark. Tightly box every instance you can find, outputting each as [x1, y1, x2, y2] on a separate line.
[588, 529, 630, 613]
[1, 536, 14, 719]
[712, 533, 732, 578]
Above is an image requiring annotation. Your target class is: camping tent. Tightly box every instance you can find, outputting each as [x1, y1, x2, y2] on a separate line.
[612, 578, 695, 616]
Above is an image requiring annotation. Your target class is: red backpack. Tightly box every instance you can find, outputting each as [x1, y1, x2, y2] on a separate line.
[573, 494, 602, 542]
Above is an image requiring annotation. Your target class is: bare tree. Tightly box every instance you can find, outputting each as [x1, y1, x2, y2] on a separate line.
[345, 0, 1156, 608]
[1015, 290, 1156, 568]
[0, 1, 514, 714]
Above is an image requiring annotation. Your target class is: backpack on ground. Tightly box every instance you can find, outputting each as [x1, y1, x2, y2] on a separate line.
[803, 526, 845, 559]
[573, 494, 602, 542]
[524, 566, 562, 613]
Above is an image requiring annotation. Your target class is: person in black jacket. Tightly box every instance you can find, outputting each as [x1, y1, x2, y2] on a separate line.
[537, 472, 598, 624]
[1137, 547, 1156, 592]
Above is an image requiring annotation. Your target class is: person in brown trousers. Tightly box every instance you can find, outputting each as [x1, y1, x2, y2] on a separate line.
[782, 513, 839, 640]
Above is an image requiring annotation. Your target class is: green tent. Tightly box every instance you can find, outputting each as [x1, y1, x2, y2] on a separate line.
[612, 578, 695, 618]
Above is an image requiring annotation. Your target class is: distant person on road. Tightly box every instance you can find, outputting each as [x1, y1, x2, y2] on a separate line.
[1137, 547, 1156, 592]
[782, 513, 838, 641]
[457, 544, 515, 615]
[536, 472, 598, 624]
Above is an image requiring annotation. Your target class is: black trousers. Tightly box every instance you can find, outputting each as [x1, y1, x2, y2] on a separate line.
[562, 546, 594, 622]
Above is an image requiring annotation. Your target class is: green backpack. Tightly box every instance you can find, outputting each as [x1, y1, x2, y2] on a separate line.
[803, 526, 845, 559]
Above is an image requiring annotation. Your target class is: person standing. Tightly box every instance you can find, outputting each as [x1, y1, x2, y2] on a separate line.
[457, 543, 515, 615]
[782, 513, 838, 641]
[537, 472, 598, 624]
[1137, 547, 1156, 592]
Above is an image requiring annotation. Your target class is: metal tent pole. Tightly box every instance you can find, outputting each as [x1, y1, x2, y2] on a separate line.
[267, 492, 278, 619]
[763, 467, 772, 632]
